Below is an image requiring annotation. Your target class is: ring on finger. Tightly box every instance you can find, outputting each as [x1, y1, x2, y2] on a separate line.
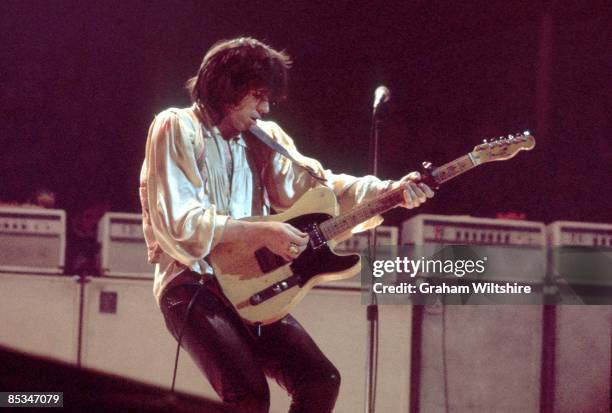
[288, 242, 300, 255]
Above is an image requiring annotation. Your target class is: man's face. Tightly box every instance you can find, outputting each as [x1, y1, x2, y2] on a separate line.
[220, 89, 270, 137]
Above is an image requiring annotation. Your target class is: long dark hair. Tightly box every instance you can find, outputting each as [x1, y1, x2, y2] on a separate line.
[186, 37, 292, 124]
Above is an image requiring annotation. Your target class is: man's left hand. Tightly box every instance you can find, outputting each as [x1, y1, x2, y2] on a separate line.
[390, 172, 434, 209]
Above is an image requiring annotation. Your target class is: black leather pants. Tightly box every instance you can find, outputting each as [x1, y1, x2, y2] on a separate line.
[160, 276, 340, 413]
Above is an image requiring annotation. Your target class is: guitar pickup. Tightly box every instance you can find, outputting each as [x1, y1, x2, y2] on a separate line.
[306, 223, 327, 250]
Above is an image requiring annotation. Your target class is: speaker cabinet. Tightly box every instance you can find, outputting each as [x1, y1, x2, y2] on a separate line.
[0, 273, 79, 362]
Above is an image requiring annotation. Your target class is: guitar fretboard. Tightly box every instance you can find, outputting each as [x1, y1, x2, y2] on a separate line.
[319, 187, 405, 240]
[318, 153, 478, 241]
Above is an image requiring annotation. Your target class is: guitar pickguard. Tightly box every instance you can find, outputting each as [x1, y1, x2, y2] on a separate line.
[253, 213, 360, 286]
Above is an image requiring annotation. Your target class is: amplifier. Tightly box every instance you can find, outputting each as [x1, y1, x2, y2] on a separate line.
[547, 221, 612, 290]
[401, 214, 545, 247]
[547, 220, 612, 247]
[0, 206, 66, 274]
[400, 214, 547, 285]
[98, 212, 153, 277]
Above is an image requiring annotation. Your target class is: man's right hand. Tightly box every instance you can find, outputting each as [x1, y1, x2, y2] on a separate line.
[219, 220, 309, 262]
[261, 221, 309, 262]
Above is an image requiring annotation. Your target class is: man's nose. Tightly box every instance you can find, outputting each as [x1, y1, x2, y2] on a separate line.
[257, 99, 270, 114]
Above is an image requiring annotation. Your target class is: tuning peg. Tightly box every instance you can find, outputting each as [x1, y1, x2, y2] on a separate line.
[482, 139, 488, 144]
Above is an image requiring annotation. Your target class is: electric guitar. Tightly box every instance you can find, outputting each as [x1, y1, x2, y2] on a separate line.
[209, 132, 536, 325]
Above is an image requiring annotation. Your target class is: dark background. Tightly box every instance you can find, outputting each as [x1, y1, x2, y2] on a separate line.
[1, 0, 610, 226]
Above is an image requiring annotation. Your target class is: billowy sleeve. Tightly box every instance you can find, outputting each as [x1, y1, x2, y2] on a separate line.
[139, 110, 228, 269]
[259, 121, 391, 239]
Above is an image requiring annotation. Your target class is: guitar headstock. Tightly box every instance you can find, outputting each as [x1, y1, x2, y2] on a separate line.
[472, 131, 536, 164]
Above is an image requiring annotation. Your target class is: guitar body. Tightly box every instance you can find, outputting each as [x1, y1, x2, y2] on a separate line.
[209, 187, 361, 325]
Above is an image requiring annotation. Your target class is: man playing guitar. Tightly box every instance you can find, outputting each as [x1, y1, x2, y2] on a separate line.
[139, 37, 433, 412]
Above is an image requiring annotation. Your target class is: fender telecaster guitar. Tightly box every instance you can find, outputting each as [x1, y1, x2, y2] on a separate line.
[209, 132, 536, 325]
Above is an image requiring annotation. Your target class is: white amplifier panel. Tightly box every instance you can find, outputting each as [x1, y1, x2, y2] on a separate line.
[547, 220, 612, 247]
[98, 212, 153, 277]
[0, 206, 66, 274]
[401, 214, 546, 247]
[0, 273, 79, 363]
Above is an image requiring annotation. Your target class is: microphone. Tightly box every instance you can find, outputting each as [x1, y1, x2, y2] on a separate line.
[372, 85, 391, 110]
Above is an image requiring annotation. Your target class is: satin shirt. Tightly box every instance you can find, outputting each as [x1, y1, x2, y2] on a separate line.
[140, 105, 392, 303]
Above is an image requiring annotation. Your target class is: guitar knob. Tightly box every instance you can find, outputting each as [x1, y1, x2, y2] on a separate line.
[281, 281, 289, 290]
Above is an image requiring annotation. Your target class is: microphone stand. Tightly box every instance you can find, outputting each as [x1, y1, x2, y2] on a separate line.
[364, 102, 386, 413]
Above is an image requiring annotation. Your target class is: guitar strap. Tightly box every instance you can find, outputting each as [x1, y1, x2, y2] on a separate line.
[247, 124, 327, 183]
[189, 105, 325, 183]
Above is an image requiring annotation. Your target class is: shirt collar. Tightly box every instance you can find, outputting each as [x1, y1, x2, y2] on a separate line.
[192, 104, 248, 148]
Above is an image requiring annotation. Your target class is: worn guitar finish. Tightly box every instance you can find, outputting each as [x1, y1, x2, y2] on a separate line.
[209, 132, 536, 325]
[209, 188, 359, 325]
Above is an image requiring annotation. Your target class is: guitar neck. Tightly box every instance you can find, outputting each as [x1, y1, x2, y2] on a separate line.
[430, 153, 477, 185]
[319, 152, 478, 240]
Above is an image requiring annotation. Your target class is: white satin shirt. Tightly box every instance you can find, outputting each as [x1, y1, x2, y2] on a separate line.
[140, 104, 392, 303]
